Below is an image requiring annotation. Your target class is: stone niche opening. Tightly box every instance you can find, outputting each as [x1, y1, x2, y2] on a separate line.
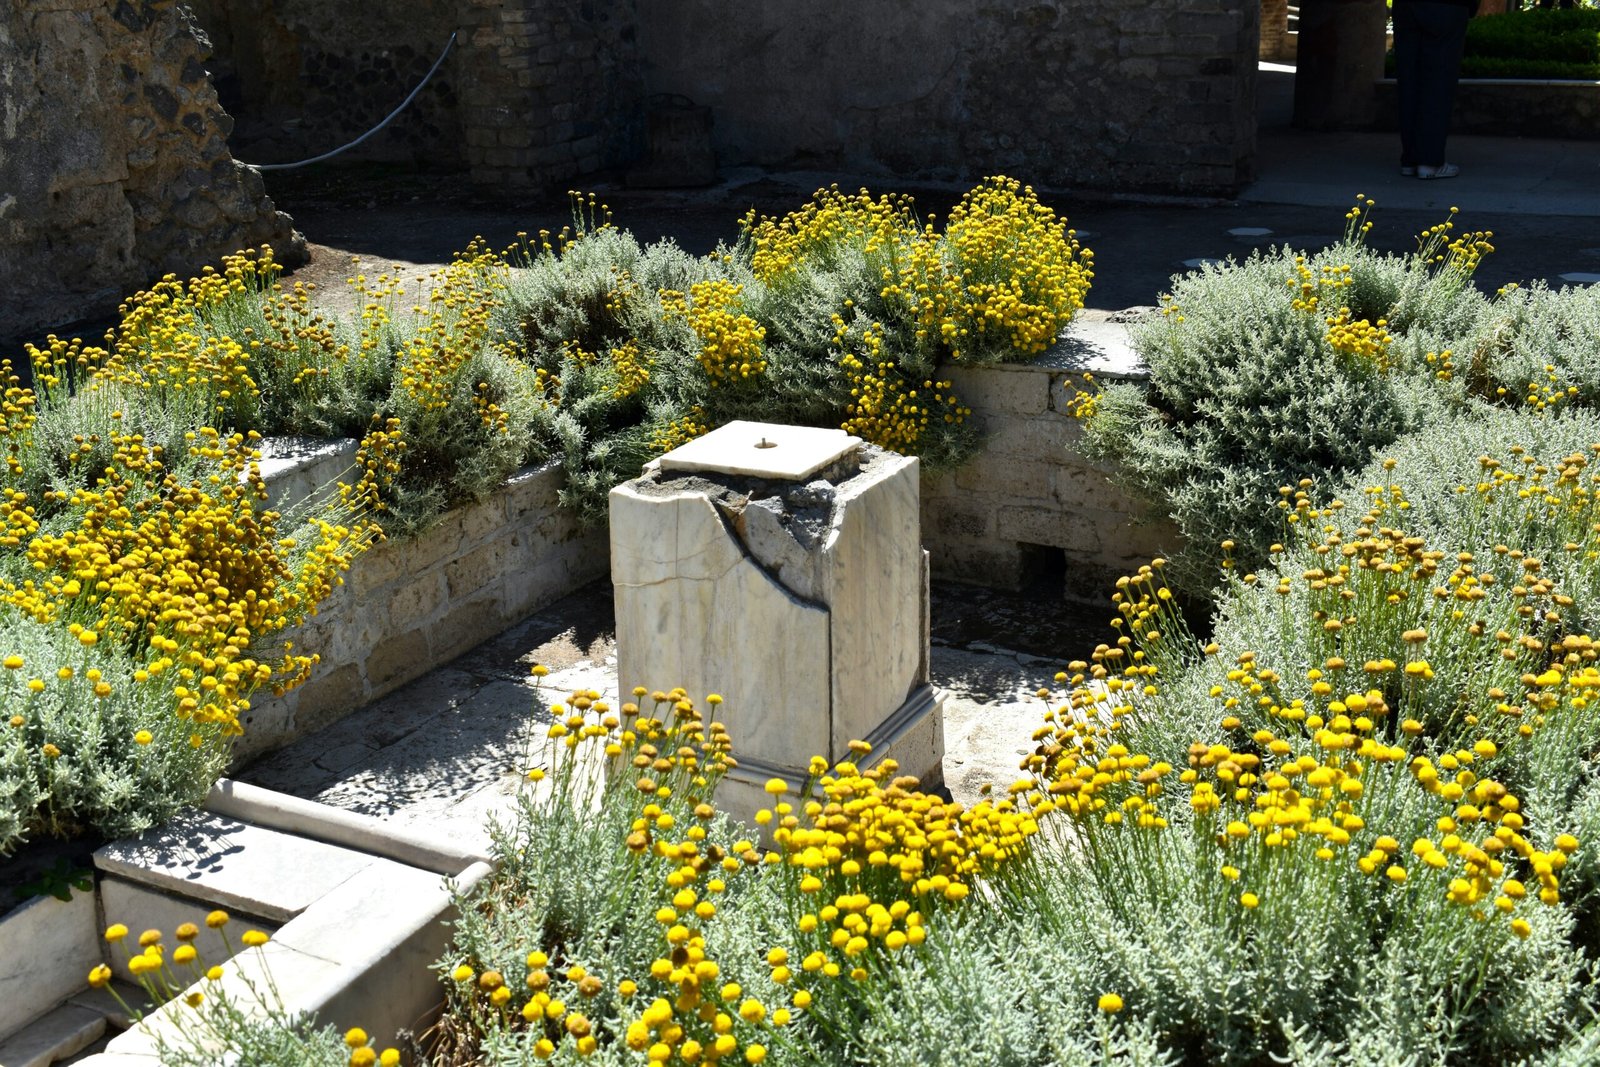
[1017, 542, 1070, 601]
[610, 422, 945, 819]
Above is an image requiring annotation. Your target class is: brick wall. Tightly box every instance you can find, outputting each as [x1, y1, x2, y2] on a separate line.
[237, 460, 608, 760]
[457, 0, 645, 188]
[183, 0, 460, 165]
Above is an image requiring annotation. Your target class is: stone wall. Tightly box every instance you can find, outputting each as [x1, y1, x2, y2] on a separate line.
[457, 0, 645, 188]
[0, 0, 302, 345]
[922, 320, 1179, 603]
[1373, 79, 1600, 141]
[238, 460, 608, 761]
[638, 0, 1259, 196]
[182, 0, 460, 165]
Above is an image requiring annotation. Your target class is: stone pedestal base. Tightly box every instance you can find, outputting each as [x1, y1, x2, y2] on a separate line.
[714, 685, 947, 821]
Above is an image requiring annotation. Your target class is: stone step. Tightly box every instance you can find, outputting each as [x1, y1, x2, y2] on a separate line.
[94, 809, 388, 925]
[0, 1003, 105, 1067]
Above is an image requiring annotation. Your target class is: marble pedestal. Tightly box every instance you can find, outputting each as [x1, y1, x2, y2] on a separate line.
[610, 422, 945, 819]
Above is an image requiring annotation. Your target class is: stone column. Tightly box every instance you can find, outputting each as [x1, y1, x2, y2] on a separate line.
[1293, 0, 1389, 129]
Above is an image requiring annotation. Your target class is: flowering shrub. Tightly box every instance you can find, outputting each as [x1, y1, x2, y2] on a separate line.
[1070, 199, 1525, 595]
[498, 179, 1084, 520]
[0, 424, 380, 852]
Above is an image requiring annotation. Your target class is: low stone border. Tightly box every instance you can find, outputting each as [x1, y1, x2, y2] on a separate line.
[1374, 78, 1600, 140]
[0, 780, 494, 1064]
[923, 316, 1178, 602]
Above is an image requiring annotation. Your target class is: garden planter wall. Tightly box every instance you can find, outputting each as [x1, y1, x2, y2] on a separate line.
[922, 316, 1178, 603]
[0, 780, 491, 1064]
[237, 456, 608, 762]
[1374, 78, 1600, 140]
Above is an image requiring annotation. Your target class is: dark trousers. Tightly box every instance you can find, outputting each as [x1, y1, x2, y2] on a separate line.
[1393, 3, 1470, 167]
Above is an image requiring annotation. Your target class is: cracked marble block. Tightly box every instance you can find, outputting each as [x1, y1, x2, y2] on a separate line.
[611, 421, 944, 816]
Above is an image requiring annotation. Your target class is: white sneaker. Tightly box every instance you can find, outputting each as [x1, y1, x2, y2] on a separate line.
[1416, 163, 1459, 180]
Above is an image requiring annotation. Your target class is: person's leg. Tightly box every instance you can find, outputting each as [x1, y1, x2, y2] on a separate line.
[1392, 4, 1424, 169]
[1412, 3, 1469, 168]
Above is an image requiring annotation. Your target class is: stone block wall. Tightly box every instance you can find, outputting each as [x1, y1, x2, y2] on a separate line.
[1373, 79, 1600, 141]
[182, 0, 460, 165]
[923, 356, 1179, 604]
[638, 0, 1258, 196]
[457, 0, 645, 188]
[237, 460, 608, 760]
[0, 0, 303, 345]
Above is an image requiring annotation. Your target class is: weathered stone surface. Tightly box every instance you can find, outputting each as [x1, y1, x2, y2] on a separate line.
[0, 1002, 106, 1067]
[0, 890, 101, 1040]
[639, 0, 1255, 195]
[256, 437, 359, 515]
[612, 485, 833, 765]
[943, 366, 1049, 418]
[821, 455, 925, 754]
[1, 1, 303, 343]
[97, 877, 280, 984]
[95, 810, 376, 924]
[660, 421, 861, 481]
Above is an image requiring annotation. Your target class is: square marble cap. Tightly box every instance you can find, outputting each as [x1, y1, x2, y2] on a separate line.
[658, 420, 862, 481]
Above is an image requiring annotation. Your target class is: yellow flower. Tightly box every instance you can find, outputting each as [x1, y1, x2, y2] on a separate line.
[134, 730, 153, 745]
[344, 1027, 369, 1049]
[3, 655, 22, 669]
[87, 964, 112, 988]
[349, 1050, 377, 1067]
[1240, 892, 1260, 909]
[206, 910, 229, 928]
[104, 923, 128, 943]
[241, 930, 269, 947]
[1098, 992, 1124, 1013]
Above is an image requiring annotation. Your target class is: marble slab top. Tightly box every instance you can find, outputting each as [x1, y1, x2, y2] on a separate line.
[659, 421, 861, 481]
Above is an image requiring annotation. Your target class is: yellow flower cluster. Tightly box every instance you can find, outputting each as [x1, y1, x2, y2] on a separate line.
[1286, 257, 1354, 316]
[1323, 307, 1394, 368]
[394, 243, 507, 413]
[743, 186, 920, 286]
[756, 746, 1042, 993]
[609, 340, 652, 399]
[1510, 363, 1580, 412]
[934, 176, 1095, 357]
[25, 250, 287, 421]
[1416, 208, 1495, 274]
[2, 430, 378, 734]
[661, 282, 767, 385]
[651, 407, 712, 455]
[836, 320, 968, 452]
[744, 177, 1092, 364]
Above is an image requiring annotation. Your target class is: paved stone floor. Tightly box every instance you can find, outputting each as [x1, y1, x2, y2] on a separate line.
[240, 580, 1100, 850]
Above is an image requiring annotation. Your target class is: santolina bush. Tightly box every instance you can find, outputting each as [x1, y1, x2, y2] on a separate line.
[1071, 199, 1600, 598]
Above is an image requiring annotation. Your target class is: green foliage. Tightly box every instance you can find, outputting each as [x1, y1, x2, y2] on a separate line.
[1469, 282, 1600, 411]
[1076, 233, 1466, 595]
[1066, 202, 1600, 599]
[1466, 8, 1600, 77]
